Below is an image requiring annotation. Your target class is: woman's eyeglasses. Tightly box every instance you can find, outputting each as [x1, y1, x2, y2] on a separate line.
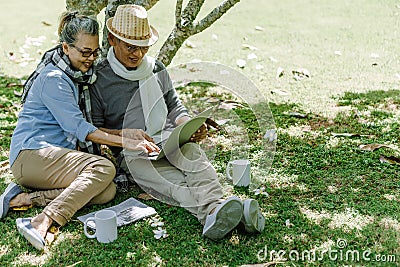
[70, 44, 100, 58]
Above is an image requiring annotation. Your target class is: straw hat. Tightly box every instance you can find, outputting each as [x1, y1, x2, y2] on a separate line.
[106, 4, 159, 46]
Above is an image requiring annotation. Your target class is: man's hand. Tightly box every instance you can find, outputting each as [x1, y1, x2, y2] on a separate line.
[123, 138, 160, 153]
[189, 123, 208, 142]
[121, 129, 154, 142]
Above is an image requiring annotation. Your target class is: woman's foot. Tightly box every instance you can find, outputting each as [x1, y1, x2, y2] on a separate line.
[31, 212, 53, 239]
[16, 212, 54, 250]
[9, 193, 32, 208]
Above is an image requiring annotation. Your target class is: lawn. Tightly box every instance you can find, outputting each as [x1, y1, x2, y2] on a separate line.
[1, 0, 400, 266]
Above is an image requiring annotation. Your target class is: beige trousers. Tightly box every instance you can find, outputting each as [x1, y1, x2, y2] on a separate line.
[122, 143, 223, 224]
[11, 147, 116, 226]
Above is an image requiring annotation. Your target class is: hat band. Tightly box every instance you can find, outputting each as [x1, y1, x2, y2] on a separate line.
[110, 24, 152, 41]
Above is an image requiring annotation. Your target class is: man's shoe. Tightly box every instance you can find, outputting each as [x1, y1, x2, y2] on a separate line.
[241, 199, 265, 233]
[202, 196, 243, 240]
[0, 182, 23, 219]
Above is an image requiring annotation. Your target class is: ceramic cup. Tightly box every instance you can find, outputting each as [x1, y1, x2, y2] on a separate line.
[226, 159, 251, 187]
[84, 210, 117, 243]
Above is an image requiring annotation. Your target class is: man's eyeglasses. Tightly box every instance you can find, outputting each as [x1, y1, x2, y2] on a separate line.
[70, 44, 100, 58]
[117, 39, 149, 54]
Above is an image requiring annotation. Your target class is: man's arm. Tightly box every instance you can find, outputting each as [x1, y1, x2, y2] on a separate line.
[86, 129, 159, 153]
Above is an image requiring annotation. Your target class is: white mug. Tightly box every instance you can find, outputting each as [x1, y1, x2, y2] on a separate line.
[84, 210, 117, 243]
[226, 159, 251, 187]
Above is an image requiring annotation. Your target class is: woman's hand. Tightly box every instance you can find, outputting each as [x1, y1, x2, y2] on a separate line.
[121, 129, 154, 142]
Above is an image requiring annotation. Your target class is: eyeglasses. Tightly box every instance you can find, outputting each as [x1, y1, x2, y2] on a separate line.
[117, 39, 149, 54]
[70, 44, 100, 58]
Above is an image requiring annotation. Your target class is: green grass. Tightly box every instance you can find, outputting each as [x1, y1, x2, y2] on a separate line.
[1, 79, 399, 266]
[1, 0, 400, 266]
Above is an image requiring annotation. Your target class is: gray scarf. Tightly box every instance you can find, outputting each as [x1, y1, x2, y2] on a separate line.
[21, 45, 97, 153]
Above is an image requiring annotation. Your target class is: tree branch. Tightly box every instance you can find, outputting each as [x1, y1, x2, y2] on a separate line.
[180, 0, 205, 27]
[175, 0, 183, 27]
[66, 0, 108, 15]
[193, 0, 240, 34]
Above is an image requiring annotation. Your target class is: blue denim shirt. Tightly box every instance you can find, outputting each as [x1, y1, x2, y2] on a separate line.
[9, 63, 98, 166]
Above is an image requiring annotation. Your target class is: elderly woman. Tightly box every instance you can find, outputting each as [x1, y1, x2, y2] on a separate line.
[1, 11, 158, 250]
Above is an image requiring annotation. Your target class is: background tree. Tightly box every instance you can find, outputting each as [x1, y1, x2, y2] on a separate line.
[66, 0, 241, 66]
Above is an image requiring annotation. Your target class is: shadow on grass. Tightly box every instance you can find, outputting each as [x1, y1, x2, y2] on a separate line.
[0, 82, 399, 266]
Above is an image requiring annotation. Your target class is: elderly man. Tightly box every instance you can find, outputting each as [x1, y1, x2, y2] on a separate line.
[88, 4, 265, 240]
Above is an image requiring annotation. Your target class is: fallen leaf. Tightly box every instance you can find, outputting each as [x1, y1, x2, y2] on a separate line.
[66, 261, 83, 267]
[285, 219, 293, 227]
[189, 67, 201, 72]
[242, 44, 258, 50]
[14, 90, 23, 97]
[137, 193, 154, 200]
[284, 111, 307, 118]
[292, 68, 311, 80]
[269, 56, 278, 62]
[8, 52, 16, 61]
[41, 21, 52, 26]
[218, 101, 244, 110]
[359, 144, 391, 151]
[264, 129, 277, 142]
[276, 67, 284, 78]
[12, 205, 33, 211]
[6, 82, 17, 87]
[236, 59, 246, 68]
[331, 132, 360, 137]
[215, 119, 230, 126]
[379, 155, 400, 165]
[240, 262, 284, 267]
[184, 40, 196, 48]
[271, 89, 289, 96]
[206, 97, 220, 103]
[45, 225, 59, 245]
[247, 53, 257, 60]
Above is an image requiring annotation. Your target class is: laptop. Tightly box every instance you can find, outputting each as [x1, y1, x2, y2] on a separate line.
[122, 106, 214, 160]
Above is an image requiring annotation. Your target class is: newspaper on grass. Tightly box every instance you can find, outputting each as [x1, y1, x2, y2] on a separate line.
[78, 197, 157, 229]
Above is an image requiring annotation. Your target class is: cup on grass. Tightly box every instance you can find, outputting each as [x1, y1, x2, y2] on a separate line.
[226, 159, 251, 187]
[84, 210, 117, 243]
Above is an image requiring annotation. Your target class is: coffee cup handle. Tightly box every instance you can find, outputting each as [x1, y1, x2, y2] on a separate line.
[84, 217, 96, 239]
[226, 161, 233, 180]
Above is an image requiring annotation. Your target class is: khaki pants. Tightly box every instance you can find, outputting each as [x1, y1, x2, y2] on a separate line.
[123, 143, 223, 224]
[11, 147, 116, 226]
